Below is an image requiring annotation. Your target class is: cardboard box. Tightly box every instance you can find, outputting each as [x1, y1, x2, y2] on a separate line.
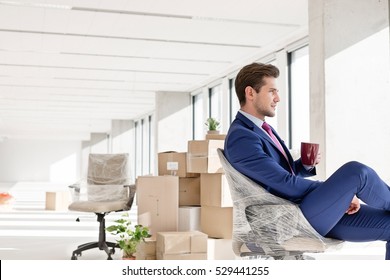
[156, 231, 208, 255]
[187, 140, 224, 157]
[158, 152, 199, 178]
[200, 173, 233, 207]
[179, 177, 200, 206]
[207, 238, 237, 260]
[187, 156, 223, 173]
[179, 206, 201, 231]
[137, 176, 179, 237]
[157, 252, 207, 260]
[45, 191, 71, 211]
[187, 140, 224, 173]
[135, 239, 156, 260]
[201, 206, 233, 239]
[205, 134, 227, 140]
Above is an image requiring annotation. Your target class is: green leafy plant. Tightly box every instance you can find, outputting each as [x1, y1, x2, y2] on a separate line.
[205, 117, 220, 131]
[106, 213, 151, 259]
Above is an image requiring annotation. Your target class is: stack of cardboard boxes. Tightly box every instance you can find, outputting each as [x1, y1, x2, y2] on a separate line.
[158, 151, 201, 232]
[187, 138, 236, 259]
[135, 136, 234, 260]
[186, 139, 233, 239]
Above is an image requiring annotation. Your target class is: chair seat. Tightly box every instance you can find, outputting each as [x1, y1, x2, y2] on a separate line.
[68, 200, 128, 213]
[282, 236, 343, 252]
[281, 237, 326, 252]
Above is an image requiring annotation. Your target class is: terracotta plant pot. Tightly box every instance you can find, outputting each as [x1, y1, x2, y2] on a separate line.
[122, 255, 136, 260]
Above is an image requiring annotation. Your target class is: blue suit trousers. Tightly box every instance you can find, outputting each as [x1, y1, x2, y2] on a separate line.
[299, 161, 390, 259]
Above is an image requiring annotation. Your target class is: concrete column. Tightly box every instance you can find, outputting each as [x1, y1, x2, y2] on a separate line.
[309, 0, 390, 179]
[111, 120, 134, 154]
[155, 91, 192, 153]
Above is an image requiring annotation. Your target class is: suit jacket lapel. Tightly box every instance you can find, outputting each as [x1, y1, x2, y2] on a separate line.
[236, 112, 294, 167]
[236, 112, 283, 151]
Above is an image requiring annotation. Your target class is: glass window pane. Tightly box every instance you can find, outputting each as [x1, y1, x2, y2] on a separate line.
[290, 46, 310, 149]
[148, 115, 154, 175]
[134, 121, 142, 177]
[229, 78, 240, 123]
[192, 94, 203, 140]
[209, 84, 221, 121]
[265, 60, 278, 129]
[142, 117, 150, 175]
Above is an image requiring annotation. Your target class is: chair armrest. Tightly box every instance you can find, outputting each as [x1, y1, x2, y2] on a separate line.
[124, 184, 136, 209]
[68, 183, 81, 201]
[68, 183, 80, 193]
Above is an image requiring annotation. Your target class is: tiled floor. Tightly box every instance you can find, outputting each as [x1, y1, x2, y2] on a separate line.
[0, 182, 386, 260]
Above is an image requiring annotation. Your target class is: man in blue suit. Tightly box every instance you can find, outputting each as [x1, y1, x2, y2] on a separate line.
[224, 62, 390, 259]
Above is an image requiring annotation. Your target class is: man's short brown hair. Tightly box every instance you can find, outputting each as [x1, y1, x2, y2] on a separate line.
[235, 63, 279, 106]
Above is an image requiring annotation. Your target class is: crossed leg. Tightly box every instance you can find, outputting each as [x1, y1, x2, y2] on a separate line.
[299, 161, 390, 259]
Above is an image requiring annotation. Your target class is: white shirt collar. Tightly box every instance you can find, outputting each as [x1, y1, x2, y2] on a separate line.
[239, 109, 265, 130]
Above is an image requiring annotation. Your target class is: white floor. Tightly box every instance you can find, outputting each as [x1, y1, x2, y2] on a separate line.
[0, 182, 387, 260]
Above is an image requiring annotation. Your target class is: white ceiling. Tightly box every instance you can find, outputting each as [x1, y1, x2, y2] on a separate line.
[0, 0, 308, 141]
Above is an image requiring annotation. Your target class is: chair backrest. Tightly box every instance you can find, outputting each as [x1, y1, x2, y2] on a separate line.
[87, 153, 130, 185]
[217, 149, 294, 244]
[217, 148, 290, 206]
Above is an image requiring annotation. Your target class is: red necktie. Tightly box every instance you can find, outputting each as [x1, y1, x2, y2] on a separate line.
[262, 122, 294, 174]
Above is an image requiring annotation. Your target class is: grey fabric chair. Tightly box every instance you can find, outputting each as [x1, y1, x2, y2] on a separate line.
[68, 153, 135, 260]
[217, 148, 342, 259]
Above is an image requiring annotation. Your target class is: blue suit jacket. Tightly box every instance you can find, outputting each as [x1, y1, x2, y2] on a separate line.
[224, 112, 321, 203]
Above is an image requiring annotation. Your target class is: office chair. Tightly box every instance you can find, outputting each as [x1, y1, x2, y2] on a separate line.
[217, 148, 342, 259]
[68, 153, 136, 260]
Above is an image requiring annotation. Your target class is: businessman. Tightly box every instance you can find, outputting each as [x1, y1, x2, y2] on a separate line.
[224, 62, 390, 259]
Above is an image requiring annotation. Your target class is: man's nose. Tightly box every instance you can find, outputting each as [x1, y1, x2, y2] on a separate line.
[274, 91, 280, 102]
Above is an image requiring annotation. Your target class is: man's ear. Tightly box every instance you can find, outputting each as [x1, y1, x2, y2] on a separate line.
[245, 86, 254, 100]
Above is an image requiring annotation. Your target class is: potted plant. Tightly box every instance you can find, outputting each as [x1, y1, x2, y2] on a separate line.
[205, 117, 220, 134]
[106, 213, 151, 259]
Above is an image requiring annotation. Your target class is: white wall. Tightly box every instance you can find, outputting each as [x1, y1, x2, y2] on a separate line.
[0, 122, 137, 185]
[309, 0, 390, 180]
[0, 139, 81, 183]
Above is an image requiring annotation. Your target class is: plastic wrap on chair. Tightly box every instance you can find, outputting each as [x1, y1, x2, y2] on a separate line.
[69, 153, 131, 204]
[88, 153, 130, 185]
[68, 183, 130, 202]
[217, 148, 343, 258]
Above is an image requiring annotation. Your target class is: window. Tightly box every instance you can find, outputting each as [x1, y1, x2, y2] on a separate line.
[134, 120, 142, 177]
[229, 78, 240, 123]
[288, 45, 310, 149]
[134, 114, 154, 177]
[208, 84, 221, 120]
[192, 93, 203, 140]
[264, 60, 278, 129]
[141, 118, 149, 175]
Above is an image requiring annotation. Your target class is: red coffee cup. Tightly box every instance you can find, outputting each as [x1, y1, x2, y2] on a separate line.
[301, 142, 320, 166]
